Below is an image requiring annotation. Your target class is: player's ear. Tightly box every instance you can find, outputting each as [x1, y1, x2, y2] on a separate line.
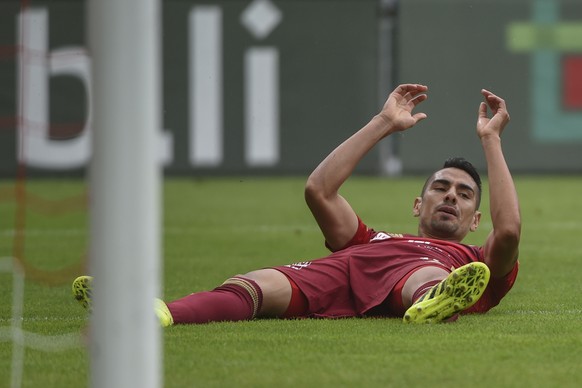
[413, 197, 422, 217]
[470, 211, 482, 232]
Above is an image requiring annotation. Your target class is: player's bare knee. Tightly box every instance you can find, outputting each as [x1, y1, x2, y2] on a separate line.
[243, 269, 292, 317]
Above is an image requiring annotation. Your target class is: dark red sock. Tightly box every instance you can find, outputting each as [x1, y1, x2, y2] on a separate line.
[167, 276, 263, 324]
[412, 280, 441, 303]
[411, 279, 461, 323]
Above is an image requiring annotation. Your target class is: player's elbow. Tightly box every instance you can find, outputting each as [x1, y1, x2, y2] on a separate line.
[493, 209, 521, 244]
[304, 176, 323, 206]
[496, 222, 521, 248]
[304, 172, 331, 202]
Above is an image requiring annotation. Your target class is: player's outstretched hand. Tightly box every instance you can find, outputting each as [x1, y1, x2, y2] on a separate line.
[377, 84, 428, 134]
[477, 89, 510, 139]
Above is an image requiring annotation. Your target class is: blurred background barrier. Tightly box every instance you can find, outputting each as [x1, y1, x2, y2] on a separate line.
[1, 0, 581, 177]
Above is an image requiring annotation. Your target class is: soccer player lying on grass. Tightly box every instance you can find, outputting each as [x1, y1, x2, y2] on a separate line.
[74, 83, 521, 324]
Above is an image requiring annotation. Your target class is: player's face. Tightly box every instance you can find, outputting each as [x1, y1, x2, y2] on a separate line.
[413, 168, 481, 241]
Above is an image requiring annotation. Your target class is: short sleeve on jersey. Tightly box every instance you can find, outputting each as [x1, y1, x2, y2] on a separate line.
[325, 216, 374, 252]
[489, 260, 519, 302]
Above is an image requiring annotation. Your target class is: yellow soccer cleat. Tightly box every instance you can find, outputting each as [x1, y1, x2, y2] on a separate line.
[72, 275, 174, 327]
[155, 298, 174, 327]
[72, 275, 93, 312]
[403, 262, 490, 324]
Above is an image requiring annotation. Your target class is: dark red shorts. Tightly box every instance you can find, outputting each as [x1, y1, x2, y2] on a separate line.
[272, 250, 437, 318]
[273, 257, 357, 318]
[273, 235, 518, 317]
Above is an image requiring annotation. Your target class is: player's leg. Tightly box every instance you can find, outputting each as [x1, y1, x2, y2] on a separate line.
[244, 269, 292, 317]
[72, 275, 173, 326]
[163, 268, 291, 324]
[402, 262, 490, 323]
[73, 268, 292, 326]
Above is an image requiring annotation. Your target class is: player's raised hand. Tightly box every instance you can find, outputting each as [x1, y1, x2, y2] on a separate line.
[477, 89, 510, 139]
[377, 84, 428, 134]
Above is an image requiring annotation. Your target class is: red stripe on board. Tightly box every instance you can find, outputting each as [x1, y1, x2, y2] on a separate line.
[563, 55, 582, 110]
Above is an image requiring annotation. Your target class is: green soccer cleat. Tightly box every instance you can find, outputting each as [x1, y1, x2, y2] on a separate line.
[403, 262, 490, 324]
[72, 275, 174, 327]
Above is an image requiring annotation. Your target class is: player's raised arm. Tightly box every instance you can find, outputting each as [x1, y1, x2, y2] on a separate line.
[305, 84, 428, 250]
[477, 89, 521, 277]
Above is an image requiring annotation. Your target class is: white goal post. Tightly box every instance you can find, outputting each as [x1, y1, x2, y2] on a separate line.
[88, 0, 162, 387]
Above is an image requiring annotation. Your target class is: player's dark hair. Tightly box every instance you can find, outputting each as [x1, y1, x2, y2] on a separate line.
[421, 157, 482, 209]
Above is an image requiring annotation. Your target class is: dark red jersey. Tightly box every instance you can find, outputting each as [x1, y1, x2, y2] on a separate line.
[274, 217, 518, 318]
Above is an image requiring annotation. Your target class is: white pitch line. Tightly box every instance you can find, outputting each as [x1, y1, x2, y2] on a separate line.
[0, 327, 82, 352]
[0, 226, 321, 237]
[506, 309, 582, 315]
[0, 229, 87, 237]
[1, 219, 581, 238]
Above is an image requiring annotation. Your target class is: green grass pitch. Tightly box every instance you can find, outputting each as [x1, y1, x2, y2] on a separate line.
[1, 176, 581, 387]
